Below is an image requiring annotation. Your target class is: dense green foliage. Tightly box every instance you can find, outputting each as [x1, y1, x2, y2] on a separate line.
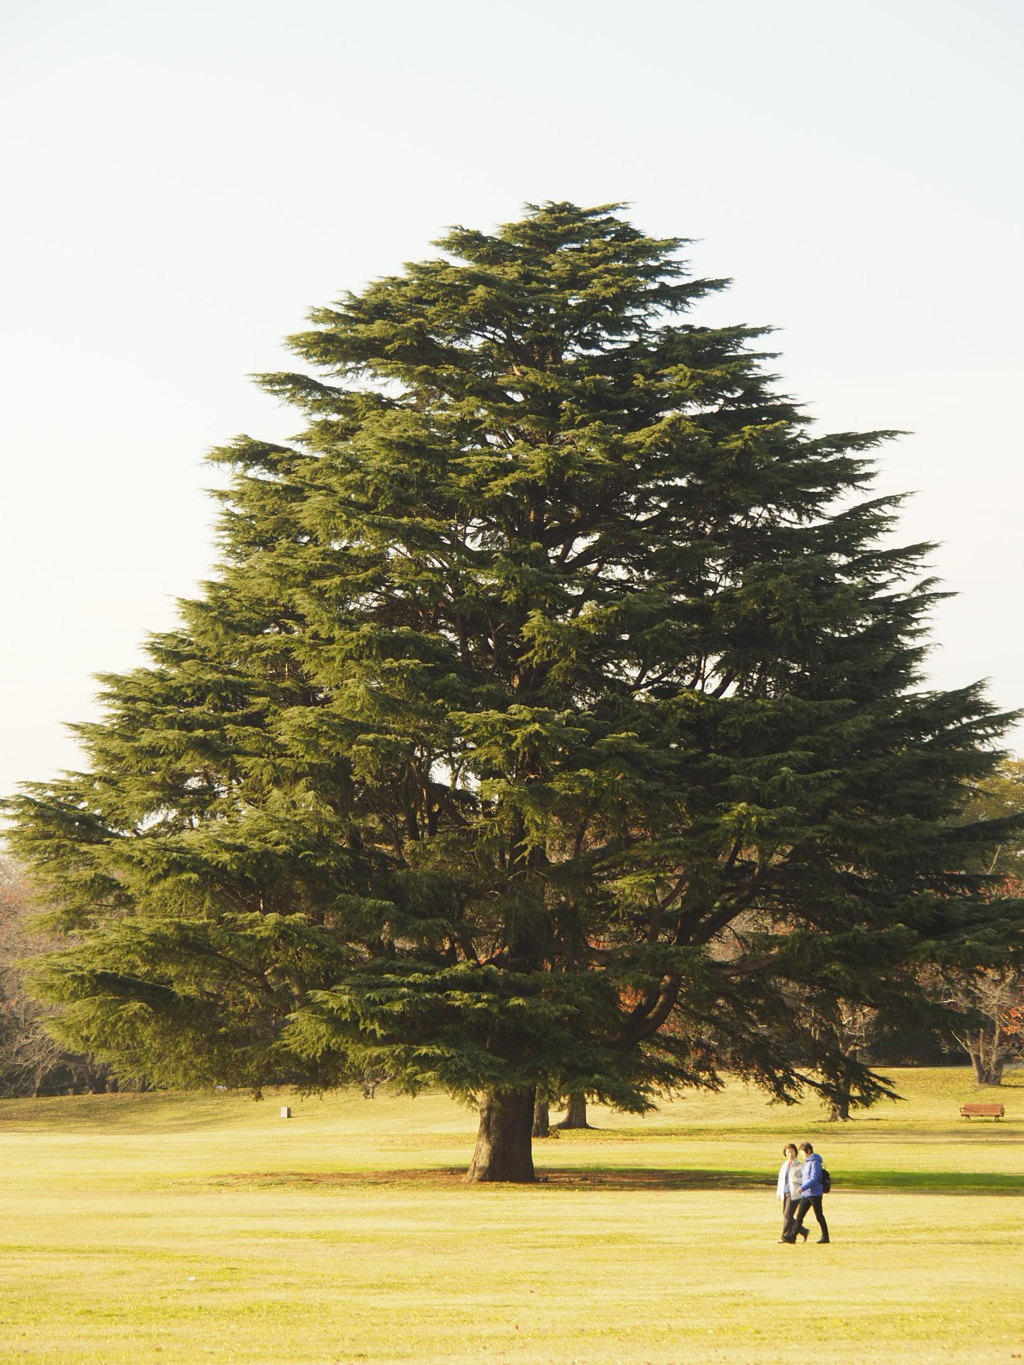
[7, 203, 1022, 1162]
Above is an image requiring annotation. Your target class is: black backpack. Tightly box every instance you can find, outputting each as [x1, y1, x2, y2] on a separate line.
[821, 1167, 832, 1194]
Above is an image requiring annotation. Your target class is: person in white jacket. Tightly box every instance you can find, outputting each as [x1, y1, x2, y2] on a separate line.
[776, 1143, 807, 1242]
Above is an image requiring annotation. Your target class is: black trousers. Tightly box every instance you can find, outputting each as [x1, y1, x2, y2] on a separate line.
[792, 1195, 829, 1240]
[780, 1194, 798, 1238]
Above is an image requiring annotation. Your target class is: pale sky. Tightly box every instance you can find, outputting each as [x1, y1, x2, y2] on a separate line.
[1, 0, 1022, 804]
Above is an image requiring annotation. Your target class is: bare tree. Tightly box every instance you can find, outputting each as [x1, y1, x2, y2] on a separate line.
[0, 859, 112, 1096]
[940, 967, 1024, 1085]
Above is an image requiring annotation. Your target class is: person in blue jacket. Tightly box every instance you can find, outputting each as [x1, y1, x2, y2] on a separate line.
[784, 1141, 830, 1243]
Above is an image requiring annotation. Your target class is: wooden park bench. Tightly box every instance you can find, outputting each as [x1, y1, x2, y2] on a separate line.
[959, 1102, 1005, 1120]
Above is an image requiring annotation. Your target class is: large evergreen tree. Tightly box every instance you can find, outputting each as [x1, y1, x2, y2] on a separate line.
[8, 202, 1022, 1180]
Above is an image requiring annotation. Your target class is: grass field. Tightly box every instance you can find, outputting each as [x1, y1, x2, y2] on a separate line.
[1, 1068, 1022, 1364]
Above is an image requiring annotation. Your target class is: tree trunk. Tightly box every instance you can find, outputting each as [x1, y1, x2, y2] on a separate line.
[828, 1062, 854, 1121]
[556, 1093, 591, 1129]
[968, 1030, 1006, 1085]
[972, 1055, 1004, 1085]
[467, 1089, 536, 1182]
[532, 1099, 550, 1137]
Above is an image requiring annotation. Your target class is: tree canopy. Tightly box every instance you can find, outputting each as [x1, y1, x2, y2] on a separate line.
[7, 201, 1022, 1179]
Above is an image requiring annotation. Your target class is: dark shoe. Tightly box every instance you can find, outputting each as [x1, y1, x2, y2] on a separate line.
[817, 1238, 830, 1243]
[795, 1226, 809, 1241]
[779, 1236, 796, 1243]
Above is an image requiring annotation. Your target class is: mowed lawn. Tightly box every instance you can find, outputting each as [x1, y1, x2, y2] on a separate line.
[1, 1069, 1021, 1364]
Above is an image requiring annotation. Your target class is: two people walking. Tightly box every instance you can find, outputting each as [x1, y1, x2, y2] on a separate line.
[776, 1141, 829, 1244]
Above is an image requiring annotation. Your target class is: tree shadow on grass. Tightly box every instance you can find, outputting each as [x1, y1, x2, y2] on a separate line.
[536, 1168, 766, 1190]
[541, 1168, 1024, 1194]
[208, 1166, 1024, 1194]
[209, 1167, 758, 1190]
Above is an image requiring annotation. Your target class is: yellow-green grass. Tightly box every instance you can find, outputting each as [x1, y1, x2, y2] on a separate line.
[1, 1069, 1022, 1364]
